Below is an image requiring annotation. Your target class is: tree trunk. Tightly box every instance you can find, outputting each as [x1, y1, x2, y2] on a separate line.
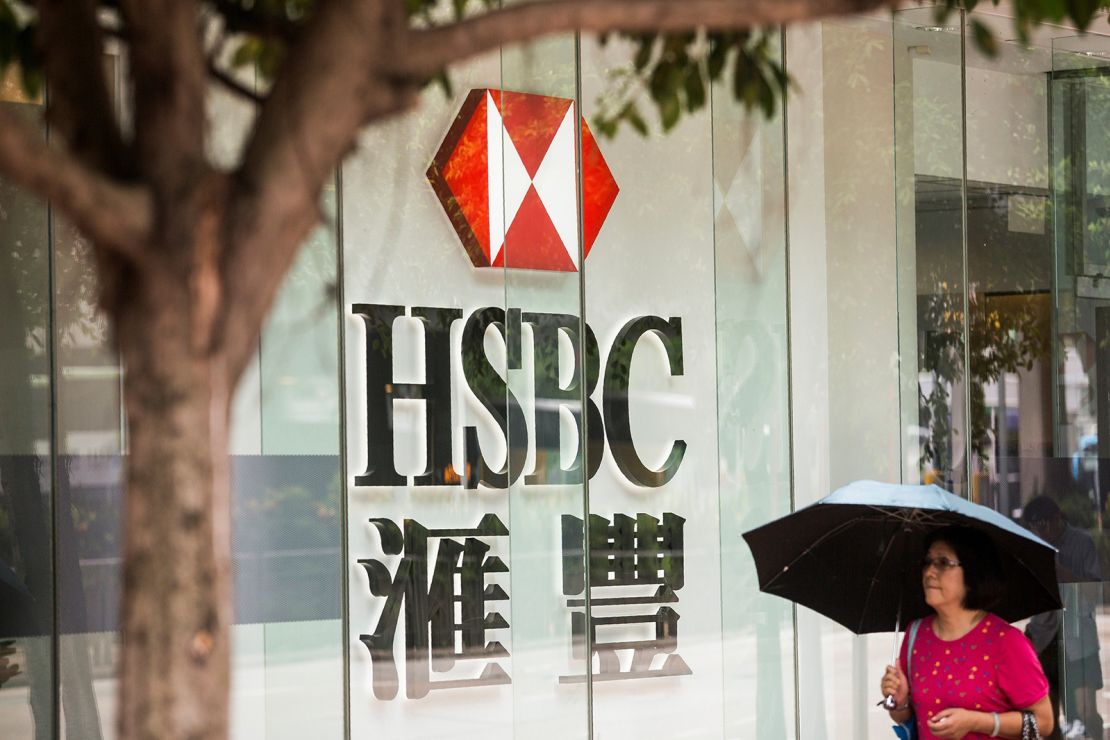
[115, 251, 233, 740]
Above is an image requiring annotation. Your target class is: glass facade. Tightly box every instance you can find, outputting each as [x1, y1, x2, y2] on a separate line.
[3, 5, 1110, 738]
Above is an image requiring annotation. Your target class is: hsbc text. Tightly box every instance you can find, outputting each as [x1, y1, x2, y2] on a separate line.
[351, 304, 686, 490]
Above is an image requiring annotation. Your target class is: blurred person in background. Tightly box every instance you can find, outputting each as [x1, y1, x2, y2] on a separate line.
[1024, 496, 1104, 740]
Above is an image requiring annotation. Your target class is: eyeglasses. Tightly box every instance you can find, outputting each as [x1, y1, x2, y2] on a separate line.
[921, 556, 961, 572]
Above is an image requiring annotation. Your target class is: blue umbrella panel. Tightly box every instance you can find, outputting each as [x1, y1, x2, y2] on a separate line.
[741, 481, 1062, 634]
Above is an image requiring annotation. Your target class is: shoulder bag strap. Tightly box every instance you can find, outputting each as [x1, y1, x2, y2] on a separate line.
[906, 618, 923, 680]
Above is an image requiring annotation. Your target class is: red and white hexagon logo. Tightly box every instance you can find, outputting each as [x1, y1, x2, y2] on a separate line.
[427, 89, 619, 272]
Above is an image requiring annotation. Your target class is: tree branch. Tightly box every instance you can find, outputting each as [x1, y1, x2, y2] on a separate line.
[0, 105, 153, 259]
[220, 0, 412, 380]
[207, 0, 299, 41]
[119, 0, 209, 218]
[34, 0, 130, 176]
[402, 0, 896, 78]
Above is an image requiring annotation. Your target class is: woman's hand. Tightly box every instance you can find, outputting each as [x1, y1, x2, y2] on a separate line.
[879, 663, 908, 708]
[926, 708, 980, 739]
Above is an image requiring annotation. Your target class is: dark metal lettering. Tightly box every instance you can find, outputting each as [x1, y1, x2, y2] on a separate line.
[359, 514, 511, 700]
[602, 316, 687, 487]
[462, 307, 528, 489]
[352, 304, 406, 486]
[410, 307, 464, 486]
[522, 312, 603, 484]
[560, 512, 690, 683]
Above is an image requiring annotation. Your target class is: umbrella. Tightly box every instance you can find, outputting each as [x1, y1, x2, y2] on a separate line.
[741, 480, 1062, 635]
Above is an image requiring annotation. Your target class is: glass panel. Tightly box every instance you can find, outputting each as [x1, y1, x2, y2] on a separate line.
[787, 14, 903, 738]
[342, 46, 529, 737]
[1047, 33, 1110, 740]
[961, 20, 1053, 522]
[254, 200, 344, 739]
[894, 7, 971, 496]
[578, 31, 722, 738]
[54, 51, 124, 740]
[497, 33, 591, 739]
[0, 78, 55, 740]
[711, 34, 795, 740]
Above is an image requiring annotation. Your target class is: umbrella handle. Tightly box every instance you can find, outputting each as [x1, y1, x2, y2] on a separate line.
[879, 601, 903, 712]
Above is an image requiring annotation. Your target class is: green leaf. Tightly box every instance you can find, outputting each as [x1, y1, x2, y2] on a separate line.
[592, 114, 617, 139]
[649, 60, 680, 101]
[732, 48, 752, 103]
[757, 71, 775, 117]
[15, 24, 40, 98]
[256, 40, 285, 80]
[432, 69, 453, 98]
[659, 92, 680, 131]
[706, 36, 731, 80]
[622, 102, 649, 137]
[768, 60, 790, 92]
[683, 64, 706, 112]
[971, 19, 998, 58]
[1066, 0, 1102, 29]
[0, 11, 16, 68]
[633, 39, 654, 71]
[232, 38, 261, 69]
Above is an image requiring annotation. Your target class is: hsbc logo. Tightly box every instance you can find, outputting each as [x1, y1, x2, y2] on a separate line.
[427, 89, 619, 272]
[351, 91, 685, 492]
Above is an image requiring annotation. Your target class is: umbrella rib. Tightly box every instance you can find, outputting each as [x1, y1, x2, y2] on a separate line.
[763, 517, 866, 590]
[861, 505, 945, 528]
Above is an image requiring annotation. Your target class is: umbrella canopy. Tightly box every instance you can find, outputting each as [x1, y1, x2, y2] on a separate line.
[742, 480, 1062, 634]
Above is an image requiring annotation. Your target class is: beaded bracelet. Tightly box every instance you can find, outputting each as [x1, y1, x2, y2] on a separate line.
[1020, 709, 1040, 740]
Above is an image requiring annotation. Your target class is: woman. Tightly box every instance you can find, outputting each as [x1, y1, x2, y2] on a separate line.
[880, 526, 1054, 739]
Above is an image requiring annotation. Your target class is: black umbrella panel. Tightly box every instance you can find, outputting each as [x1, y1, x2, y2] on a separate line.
[742, 485, 1061, 635]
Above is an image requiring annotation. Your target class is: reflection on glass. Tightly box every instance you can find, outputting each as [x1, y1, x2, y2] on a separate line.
[710, 32, 794, 740]
[1051, 33, 1110, 740]
[0, 88, 55, 740]
[894, 7, 970, 496]
[960, 28, 1053, 521]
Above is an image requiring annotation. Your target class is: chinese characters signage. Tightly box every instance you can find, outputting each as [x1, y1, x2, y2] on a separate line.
[358, 511, 690, 699]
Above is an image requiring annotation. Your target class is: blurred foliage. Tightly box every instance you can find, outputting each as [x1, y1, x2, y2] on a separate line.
[2, 0, 1109, 141]
[919, 281, 1051, 474]
[0, 1, 41, 99]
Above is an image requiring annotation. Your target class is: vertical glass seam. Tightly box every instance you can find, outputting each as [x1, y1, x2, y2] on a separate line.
[493, 37, 518, 738]
[958, 10, 974, 501]
[256, 62, 266, 458]
[707, 44, 729, 740]
[44, 80, 61, 740]
[116, 50, 128, 455]
[1047, 67, 1061, 459]
[335, 161, 351, 740]
[779, 27, 802, 740]
[891, 18, 905, 488]
[572, 30, 595, 740]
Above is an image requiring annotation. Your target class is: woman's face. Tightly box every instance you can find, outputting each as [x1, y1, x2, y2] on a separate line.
[921, 540, 967, 611]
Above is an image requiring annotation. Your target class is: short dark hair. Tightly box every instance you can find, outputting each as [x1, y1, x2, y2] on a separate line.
[1022, 495, 1063, 526]
[924, 525, 1004, 611]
